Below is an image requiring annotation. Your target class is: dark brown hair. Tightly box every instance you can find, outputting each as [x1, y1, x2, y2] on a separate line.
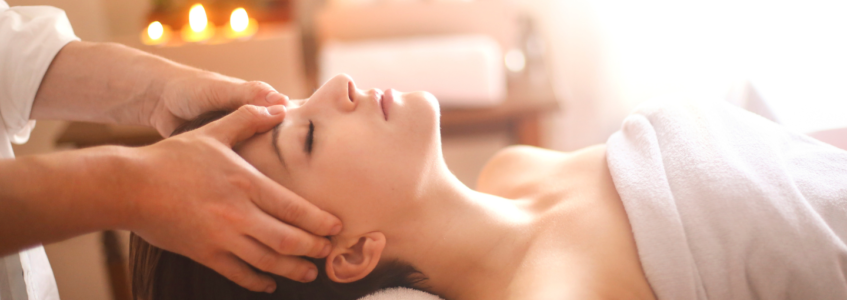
[129, 110, 430, 300]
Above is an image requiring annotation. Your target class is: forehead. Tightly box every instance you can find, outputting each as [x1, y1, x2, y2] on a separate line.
[277, 99, 307, 128]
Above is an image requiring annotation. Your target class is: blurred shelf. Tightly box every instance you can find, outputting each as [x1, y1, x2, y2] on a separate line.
[113, 23, 310, 99]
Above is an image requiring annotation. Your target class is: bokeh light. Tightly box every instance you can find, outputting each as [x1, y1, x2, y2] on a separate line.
[147, 21, 163, 40]
[188, 4, 208, 33]
[230, 8, 249, 32]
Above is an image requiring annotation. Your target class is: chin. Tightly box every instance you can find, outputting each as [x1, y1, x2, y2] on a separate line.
[403, 91, 441, 130]
[390, 91, 443, 162]
[417, 91, 441, 118]
[410, 92, 441, 137]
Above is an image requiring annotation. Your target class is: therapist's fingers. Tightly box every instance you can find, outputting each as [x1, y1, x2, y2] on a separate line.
[252, 175, 343, 238]
[234, 81, 290, 107]
[200, 80, 290, 112]
[199, 104, 286, 147]
[232, 236, 320, 284]
[247, 208, 334, 258]
[204, 253, 277, 293]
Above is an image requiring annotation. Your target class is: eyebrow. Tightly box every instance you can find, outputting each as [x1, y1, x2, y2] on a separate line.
[271, 123, 288, 171]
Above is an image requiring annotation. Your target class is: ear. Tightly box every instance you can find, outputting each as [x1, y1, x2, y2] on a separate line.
[325, 232, 386, 283]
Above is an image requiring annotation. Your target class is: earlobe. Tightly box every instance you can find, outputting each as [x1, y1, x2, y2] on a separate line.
[325, 232, 386, 283]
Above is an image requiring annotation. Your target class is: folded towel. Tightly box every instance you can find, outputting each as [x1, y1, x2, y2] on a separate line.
[358, 287, 443, 300]
[606, 100, 847, 299]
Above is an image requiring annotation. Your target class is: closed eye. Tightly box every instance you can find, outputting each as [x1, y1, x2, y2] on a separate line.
[304, 121, 314, 154]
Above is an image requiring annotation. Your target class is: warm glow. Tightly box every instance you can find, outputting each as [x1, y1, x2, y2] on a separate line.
[188, 4, 208, 33]
[141, 21, 169, 45]
[230, 8, 249, 32]
[224, 7, 258, 39]
[147, 21, 164, 40]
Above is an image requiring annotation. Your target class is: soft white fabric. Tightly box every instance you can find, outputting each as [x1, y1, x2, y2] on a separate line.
[0, 1, 78, 154]
[606, 100, 847, 300]
[17, 248, 57, 300]
[809, 128, 847, 151]
[358, 287, 443, 300]
[0, 1, 79, 299]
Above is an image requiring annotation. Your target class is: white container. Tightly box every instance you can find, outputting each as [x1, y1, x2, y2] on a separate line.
[319, 35, 506, 107]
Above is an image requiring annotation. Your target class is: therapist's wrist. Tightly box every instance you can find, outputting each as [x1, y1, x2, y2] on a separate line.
[146, 70, 237, 133]
[139, 61, 209, 125]
[92, 145, 161, 232]
[146, 69, 288, 137]
[66, 145, 143, 231]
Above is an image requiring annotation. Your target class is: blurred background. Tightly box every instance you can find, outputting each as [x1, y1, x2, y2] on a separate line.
[6, 0, 847, 299]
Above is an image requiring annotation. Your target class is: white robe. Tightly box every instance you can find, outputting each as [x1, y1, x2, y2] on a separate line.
[0, 1, 79, 299]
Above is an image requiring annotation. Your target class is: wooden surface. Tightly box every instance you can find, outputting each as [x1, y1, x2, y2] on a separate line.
[439, 74, 559, 146]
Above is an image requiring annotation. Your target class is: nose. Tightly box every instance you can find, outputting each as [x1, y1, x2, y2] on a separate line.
[315, 74, 356, 112]
[336, 75, 382, 112]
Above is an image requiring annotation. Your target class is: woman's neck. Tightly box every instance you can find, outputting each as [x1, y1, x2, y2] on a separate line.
[382, 165, 537, 300]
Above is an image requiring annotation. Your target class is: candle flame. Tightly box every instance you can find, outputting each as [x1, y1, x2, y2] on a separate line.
[188, 4, 208, 33]
[230, 8, 249, 33]
[147, 21, 164, 40]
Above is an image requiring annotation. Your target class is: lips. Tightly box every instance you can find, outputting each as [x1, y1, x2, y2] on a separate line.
[381, 89, 395, 121]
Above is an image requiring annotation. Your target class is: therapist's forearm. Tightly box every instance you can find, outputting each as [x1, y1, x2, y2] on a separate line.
[29, 41, 231, 126]
[0, 146, 131, 255]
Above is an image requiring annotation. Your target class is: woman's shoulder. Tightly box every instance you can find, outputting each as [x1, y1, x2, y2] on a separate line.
[480, 145, 563, 176]
[476, 145, 606, 200]
[476, 145, 560, 198]
[483, 145, 657, 300]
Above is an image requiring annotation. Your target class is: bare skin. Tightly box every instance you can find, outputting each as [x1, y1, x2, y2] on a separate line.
[478, 145, 656, 300]
[0, 41, 342, 292]
[234, 74, 655, 299]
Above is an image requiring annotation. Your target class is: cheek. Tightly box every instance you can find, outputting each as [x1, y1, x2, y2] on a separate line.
[300, 131, 424, 216]
[291, 101, 441, 221]
[322, 134, 411, 194]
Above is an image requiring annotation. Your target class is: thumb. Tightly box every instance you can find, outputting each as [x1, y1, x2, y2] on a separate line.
[200, 105, 286, 147]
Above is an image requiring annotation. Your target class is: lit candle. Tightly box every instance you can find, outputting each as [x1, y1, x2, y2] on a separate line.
[141, 21, 171, 45]
[225, 7, 258, 39]
[181, 4, 215, 42]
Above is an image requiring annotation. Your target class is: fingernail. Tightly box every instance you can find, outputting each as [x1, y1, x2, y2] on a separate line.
[265, 283, 276, 293]
[303, 268, 318, 282]
[319, 243, 332, 258]
[329, 224, 342, 235]
[267, 105, 286, 115]
[266, 92, 288, 104]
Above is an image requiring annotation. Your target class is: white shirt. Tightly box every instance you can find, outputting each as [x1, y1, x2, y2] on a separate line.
[0, 1, 79, 299]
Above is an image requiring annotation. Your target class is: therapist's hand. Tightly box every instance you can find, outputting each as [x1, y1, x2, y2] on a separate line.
[127, 105, 341, 293]
[148, 73, 290, 137]
[30, 41, 291, 134]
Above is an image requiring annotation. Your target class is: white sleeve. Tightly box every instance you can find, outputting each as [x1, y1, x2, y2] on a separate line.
[0, 1, 79, 144]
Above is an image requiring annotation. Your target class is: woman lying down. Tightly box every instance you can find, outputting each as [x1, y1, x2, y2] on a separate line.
[130, 74, 847, 300]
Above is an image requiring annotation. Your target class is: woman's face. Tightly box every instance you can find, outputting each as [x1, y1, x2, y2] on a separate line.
[237, 74, 442, 233]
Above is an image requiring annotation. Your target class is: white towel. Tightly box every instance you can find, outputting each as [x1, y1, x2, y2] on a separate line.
[358, 287, 443, 300]
[606, 100, 847, 299]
